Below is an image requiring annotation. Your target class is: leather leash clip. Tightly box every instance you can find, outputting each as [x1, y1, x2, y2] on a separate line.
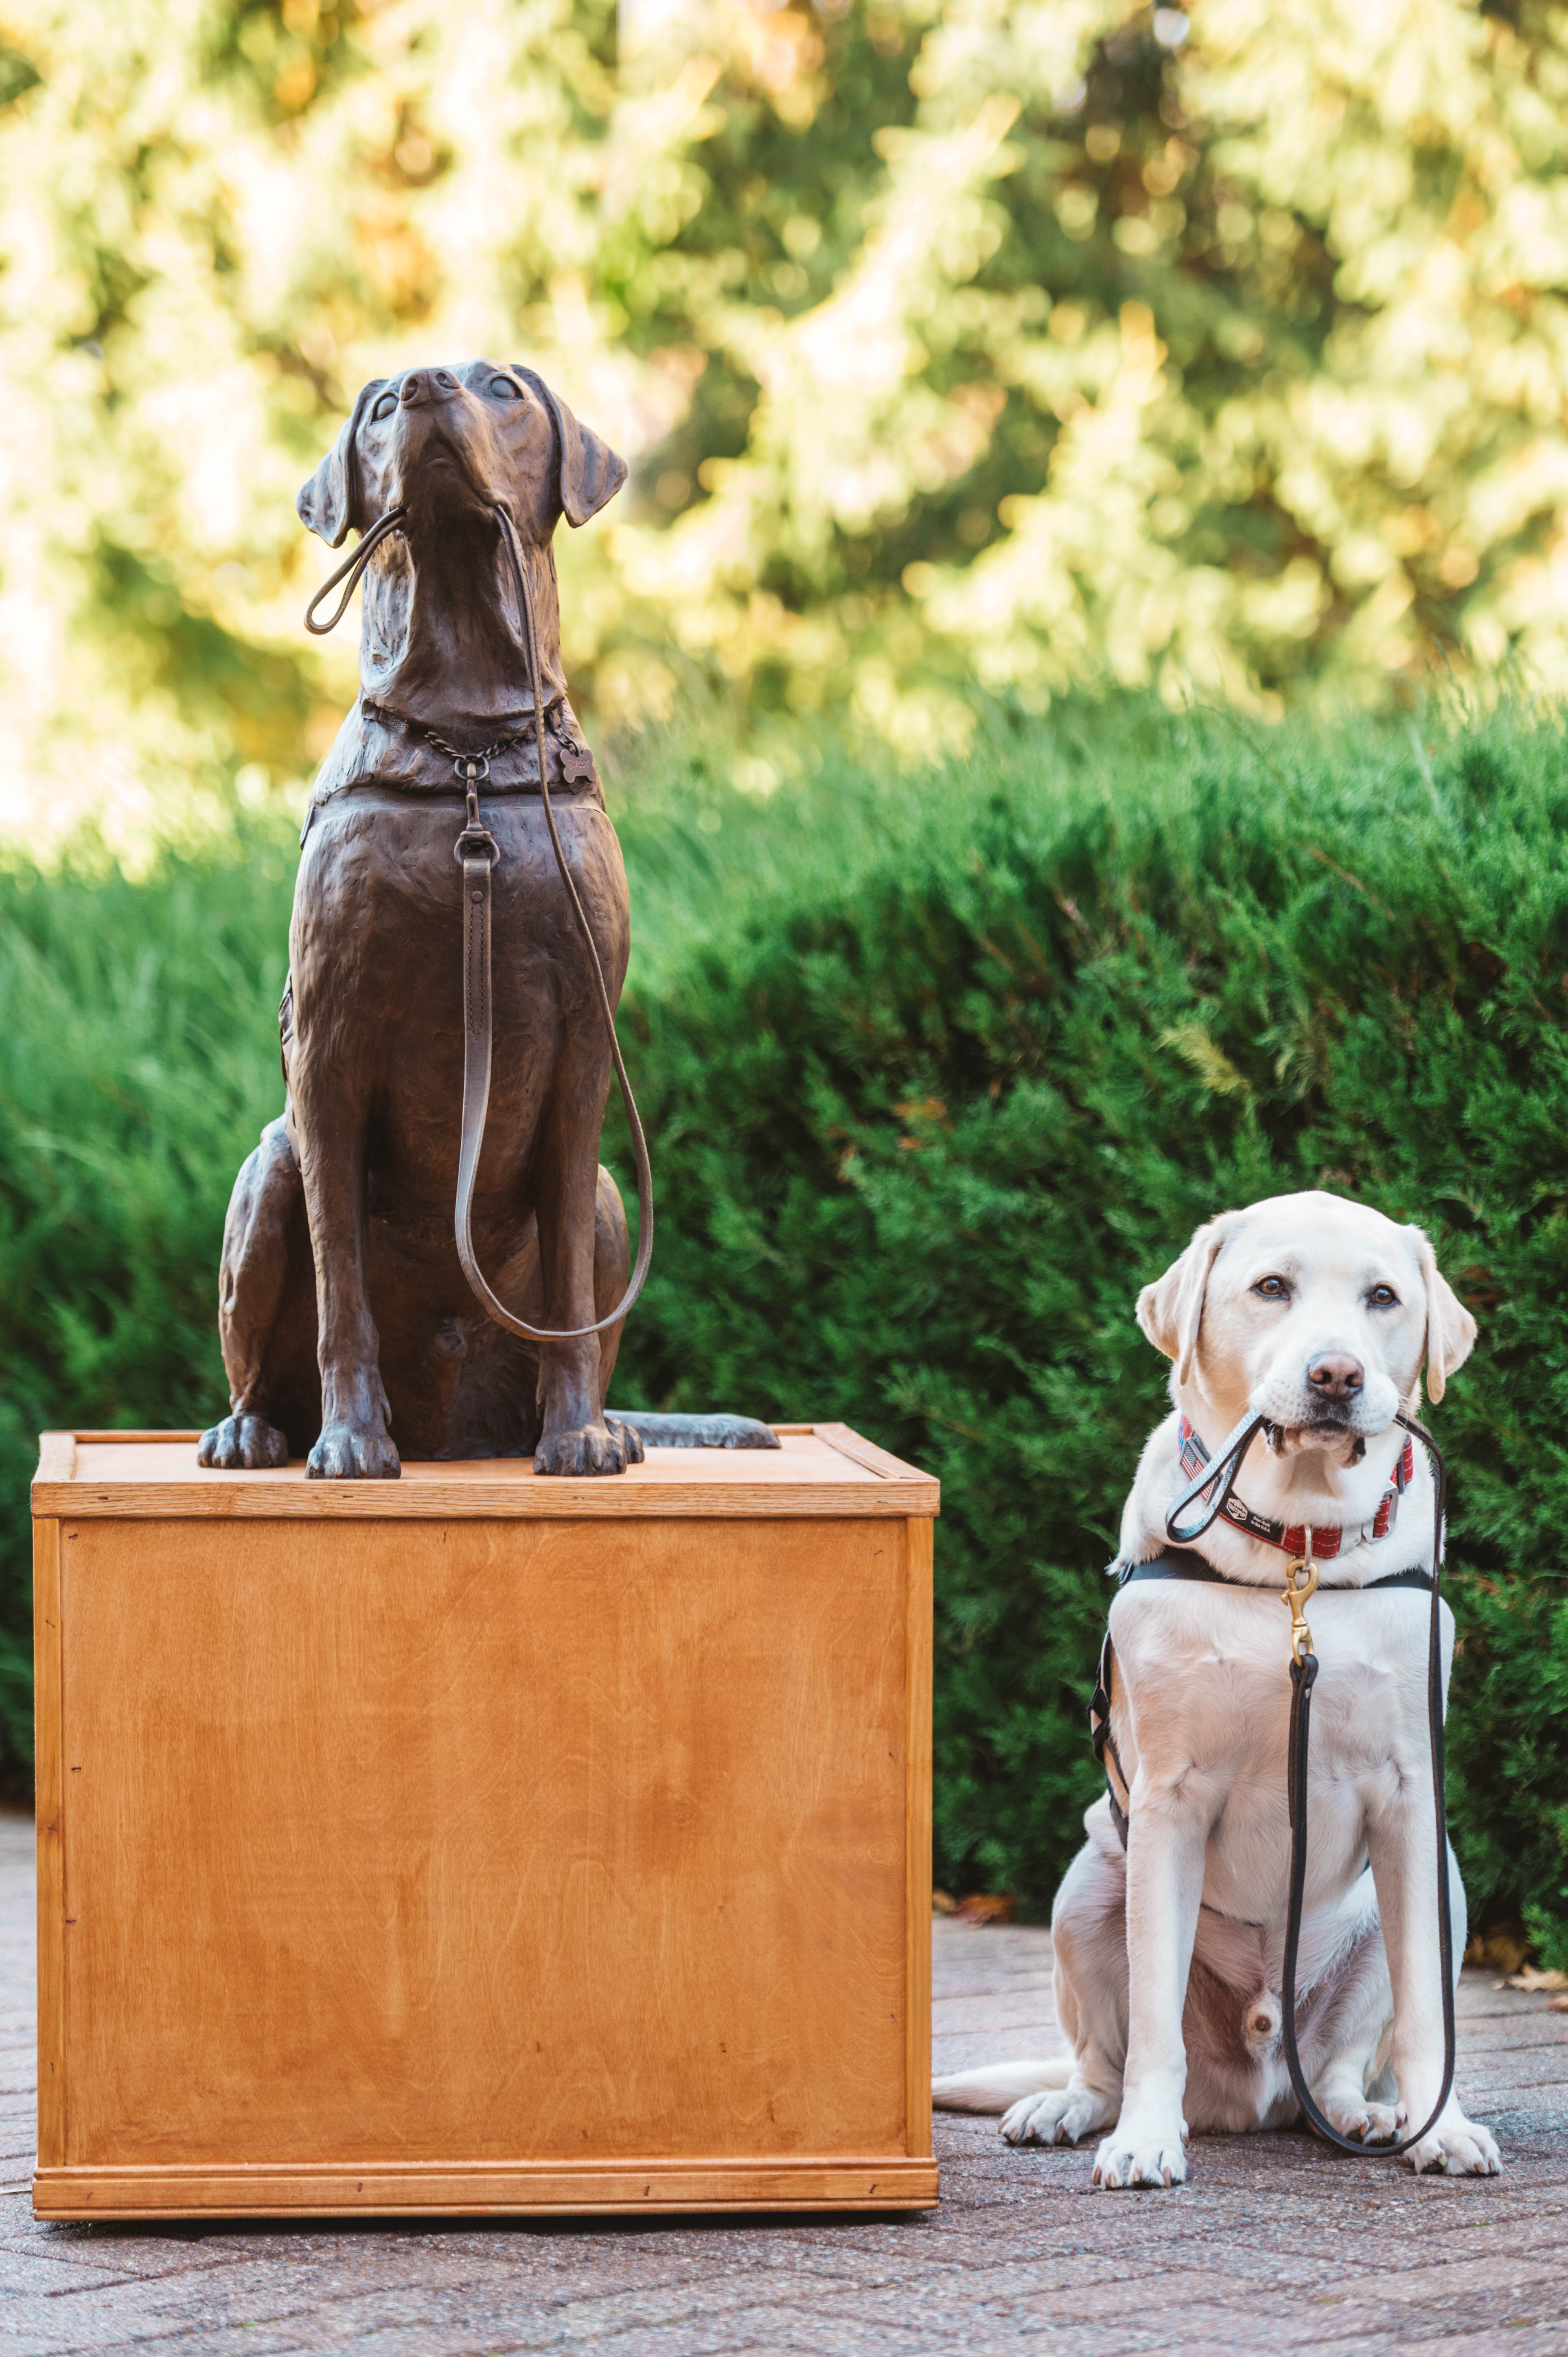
[453, 755, 499, 867]
[1281, 1533, 1319, 1667]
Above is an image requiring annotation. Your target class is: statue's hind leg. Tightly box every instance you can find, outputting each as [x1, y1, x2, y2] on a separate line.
[198, 1114, 313, 1469]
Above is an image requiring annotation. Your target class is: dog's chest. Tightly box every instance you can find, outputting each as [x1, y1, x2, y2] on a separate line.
[1108, 1584, 1448, 1893]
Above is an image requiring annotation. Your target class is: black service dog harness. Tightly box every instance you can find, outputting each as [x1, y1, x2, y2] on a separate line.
[1089, 1548, 1436, 1852]
[1085, 1401, 1456, 2163]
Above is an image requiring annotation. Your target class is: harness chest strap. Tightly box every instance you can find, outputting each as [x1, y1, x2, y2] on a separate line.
[1088, 1551, 1436, 1854]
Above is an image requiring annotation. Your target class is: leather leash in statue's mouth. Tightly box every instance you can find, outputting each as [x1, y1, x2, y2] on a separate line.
[1123, 1407, 1456, 2162]
[304, 503, 653, 1346]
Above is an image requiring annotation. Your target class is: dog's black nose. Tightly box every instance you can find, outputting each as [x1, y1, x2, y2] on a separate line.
[1307, 1353, 1363, 1400]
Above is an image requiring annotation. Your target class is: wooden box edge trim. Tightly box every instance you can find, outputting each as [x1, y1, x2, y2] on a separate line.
[33, 2156, 940, 2219]
[32, 1425, 939, 1520]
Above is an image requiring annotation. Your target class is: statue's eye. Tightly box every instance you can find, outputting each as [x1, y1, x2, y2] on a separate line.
[1369, 1283, 1399, 1308]
[1253, 1275, 1290, 1300]
[371, 390, 398, 421]
[489, 375, 524, 401]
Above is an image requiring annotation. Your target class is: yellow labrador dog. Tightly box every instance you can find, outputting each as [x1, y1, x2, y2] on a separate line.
[934, 1191, 1501, 2185]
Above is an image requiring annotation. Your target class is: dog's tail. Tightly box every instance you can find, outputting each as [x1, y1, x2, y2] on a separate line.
[931, 2058, 1073, 2114]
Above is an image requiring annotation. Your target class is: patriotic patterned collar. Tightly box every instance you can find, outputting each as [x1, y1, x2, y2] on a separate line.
[1177, 1415, 1414, 1560]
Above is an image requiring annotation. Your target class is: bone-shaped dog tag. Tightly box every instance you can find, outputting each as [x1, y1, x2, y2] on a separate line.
[558, 737, 599, 788]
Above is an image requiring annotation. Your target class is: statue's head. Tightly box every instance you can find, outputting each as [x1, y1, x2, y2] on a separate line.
[296, 360, 626, 550]
[294, 362, 626, 725]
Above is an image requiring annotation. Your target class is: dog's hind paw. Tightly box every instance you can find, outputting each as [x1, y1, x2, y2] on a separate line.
[1407, 2113, 1502, 2176]
[534, 1419, 631, 1477]
[198, 1414, 289, 1471]
[1319, 2096, 1400, 2145]
[307, 1421, 401, 1480]
[1001, 2088, 1112, 2148]
[1092, 2124, 1188, 2190]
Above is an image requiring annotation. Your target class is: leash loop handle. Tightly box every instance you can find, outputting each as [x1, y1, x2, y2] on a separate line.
[303, 507, 407, 635]
[1279, 1411, 1457, 2160]
[1165, 1408, 1271, 1545]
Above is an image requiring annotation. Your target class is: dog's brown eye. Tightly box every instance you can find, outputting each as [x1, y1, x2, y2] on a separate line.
[1253, 1276, 1289, 1300]
[371, 391, 398, 421]
[1369, 1284, 1398, 1307]
[489, 375, 523, 401]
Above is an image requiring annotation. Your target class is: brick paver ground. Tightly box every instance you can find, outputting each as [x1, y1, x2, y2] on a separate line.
[2, 1807, 1565, 2355]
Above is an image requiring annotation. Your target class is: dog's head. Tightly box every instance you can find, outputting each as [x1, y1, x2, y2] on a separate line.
[1137, 1191, 1476, 1450]
[298, 361, 626, 549]
[297, 362, 626, 727]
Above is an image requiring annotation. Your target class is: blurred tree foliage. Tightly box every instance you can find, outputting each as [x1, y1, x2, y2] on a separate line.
[5, 0, 1568, 847]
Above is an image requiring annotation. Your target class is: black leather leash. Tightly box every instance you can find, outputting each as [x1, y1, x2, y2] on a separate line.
[304, 503, 653, 1345]
[1092, 1408, 1457, 2158]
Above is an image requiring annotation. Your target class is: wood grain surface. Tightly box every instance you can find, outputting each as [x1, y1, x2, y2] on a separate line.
[39, 1476, 937, 2216]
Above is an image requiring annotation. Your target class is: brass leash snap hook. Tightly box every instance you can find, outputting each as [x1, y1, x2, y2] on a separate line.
[1282, 1526, 1319, 1665]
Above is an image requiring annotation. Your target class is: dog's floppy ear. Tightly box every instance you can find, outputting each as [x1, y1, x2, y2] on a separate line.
[1412, 1228, 1477, 1405]
[297, 380, 385, 548]
[1137, 1217, 1229, 1386]
[515, 368, 627, 526]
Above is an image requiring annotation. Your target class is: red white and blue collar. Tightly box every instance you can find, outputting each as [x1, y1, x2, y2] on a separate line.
[1176, 1415, 1414, 1560]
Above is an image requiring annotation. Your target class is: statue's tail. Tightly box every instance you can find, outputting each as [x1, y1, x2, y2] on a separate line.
[611, 1412, 780, 1450]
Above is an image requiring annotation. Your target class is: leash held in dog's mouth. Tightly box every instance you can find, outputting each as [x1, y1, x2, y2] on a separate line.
[303, 507, 408, 636]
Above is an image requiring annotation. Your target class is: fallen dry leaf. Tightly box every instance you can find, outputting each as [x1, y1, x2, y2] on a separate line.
[931, 1889, 957, 1917]
[1548, 1994, 1568, 2014]
[1500, 1966, 1568, 1991]
[955, 1893, 1015, 1925]
[1467, 1926, 1530, 1974]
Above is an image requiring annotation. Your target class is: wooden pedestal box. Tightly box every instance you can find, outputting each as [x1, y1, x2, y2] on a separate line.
[31, 1425, 938, 2221]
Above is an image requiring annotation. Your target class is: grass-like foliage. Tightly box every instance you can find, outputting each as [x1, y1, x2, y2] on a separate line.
[3, 704, 1566, 1961]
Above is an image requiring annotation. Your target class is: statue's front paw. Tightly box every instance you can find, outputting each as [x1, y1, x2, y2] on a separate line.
[198, 1414, 289, 1471]
[534, 1420, 629, 1477]
[307, 1421, 401, 1480]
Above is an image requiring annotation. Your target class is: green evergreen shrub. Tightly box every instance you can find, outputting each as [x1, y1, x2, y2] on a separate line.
[606, 702, 1568, 1956]
[2, 705, 1565, 1961]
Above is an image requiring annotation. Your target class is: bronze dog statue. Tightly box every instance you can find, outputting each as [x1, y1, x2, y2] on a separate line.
[198, 360, 773, 1477]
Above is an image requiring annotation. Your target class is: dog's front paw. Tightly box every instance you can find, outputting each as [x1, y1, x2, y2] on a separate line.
[1002, 2088, 1111, 2148]
[535, 1419, 630, 1477]
[1093, 2119, 1188, 2190]
[604, 1414, 646, 1465]
[307, 1421, 401, 1480]
[197, 1414, 289, 1471]
[1406, 2110, 1502, 2176]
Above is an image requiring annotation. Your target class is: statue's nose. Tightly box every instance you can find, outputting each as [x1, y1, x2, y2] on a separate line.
[400, 370, 460, 406]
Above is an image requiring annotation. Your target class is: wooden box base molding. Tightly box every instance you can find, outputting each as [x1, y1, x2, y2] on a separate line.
[33, 1425, 938, 2221]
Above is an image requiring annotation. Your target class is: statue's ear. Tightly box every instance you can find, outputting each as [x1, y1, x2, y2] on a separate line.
[515, 368, 627, 526]
[297, 381, 384, 547]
